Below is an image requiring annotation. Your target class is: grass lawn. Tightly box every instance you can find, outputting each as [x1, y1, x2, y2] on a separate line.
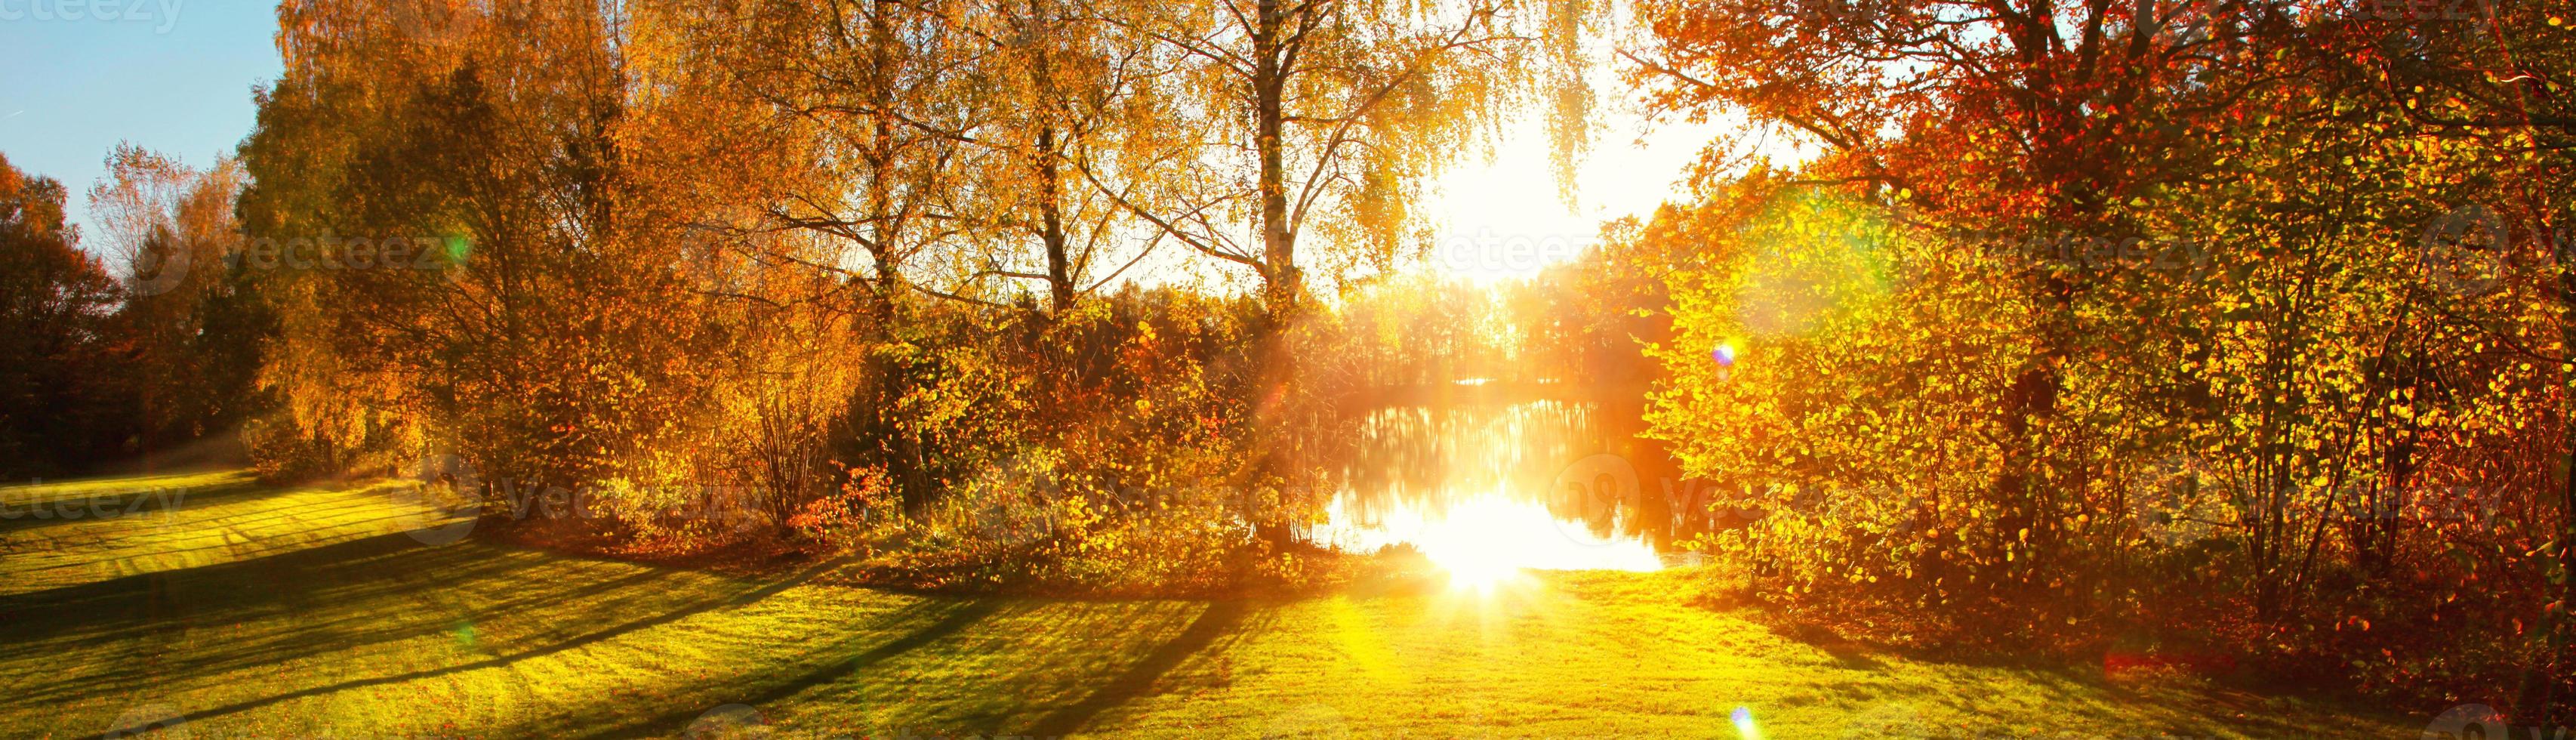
[0, 472, 2418, 738]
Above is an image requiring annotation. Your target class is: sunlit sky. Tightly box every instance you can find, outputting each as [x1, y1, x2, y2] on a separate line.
[2, 2, 1742, 282]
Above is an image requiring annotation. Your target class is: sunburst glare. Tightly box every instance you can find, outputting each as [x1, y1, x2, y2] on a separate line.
[1313, 493, 1662, 591]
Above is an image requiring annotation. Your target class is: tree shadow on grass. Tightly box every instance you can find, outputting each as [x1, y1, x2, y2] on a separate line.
[5, 476, 1277, 738]
[80, 554, 855, 738]
[1026, 600, 1249, 736]
[1763, 621, 1887, 671]
[572, 597, 1008, 739]
[1718, 606, 2415, 737]
[1, 531, 454, 647]
[533, 597, 1265, 739]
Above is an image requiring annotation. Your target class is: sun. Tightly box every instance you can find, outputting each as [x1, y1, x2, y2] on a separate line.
[1419, 502, 1532, 592]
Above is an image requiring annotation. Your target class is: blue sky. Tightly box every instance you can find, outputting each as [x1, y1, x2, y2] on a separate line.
[0, 1, 283, 249]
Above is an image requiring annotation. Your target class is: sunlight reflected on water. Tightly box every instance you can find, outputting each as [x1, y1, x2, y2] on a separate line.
[1304, 401, 1676, 584]
[1311, 492, 1662, 586]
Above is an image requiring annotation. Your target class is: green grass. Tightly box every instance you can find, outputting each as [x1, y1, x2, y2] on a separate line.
[0, 472, 2416, 738]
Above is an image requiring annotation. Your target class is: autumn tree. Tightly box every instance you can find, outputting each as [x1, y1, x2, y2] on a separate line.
[901, 0, 1163, 316]
[1098, 0, 1589, 317]
[1630, 0, 2573, 714]
[1628, 0, 2360, 607]
[88, 145, 267, 448]
[242, 0, 732, 510]
[0, 154, 125, 477]
[2295, 4, 2576, 720]
[665, 0, 993, 329]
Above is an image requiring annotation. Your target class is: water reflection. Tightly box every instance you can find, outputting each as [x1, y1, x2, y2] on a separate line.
[1306, 401, 1688, 574]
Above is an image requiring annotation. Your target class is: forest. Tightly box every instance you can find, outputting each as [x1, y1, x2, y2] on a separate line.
[2, 0, 2572, 735]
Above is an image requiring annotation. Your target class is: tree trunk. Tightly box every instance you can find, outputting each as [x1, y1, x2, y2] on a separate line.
[1030, 0, 1075, 314]
[1254, 0, 1297, 319]
[1038, 127, 1073, 313]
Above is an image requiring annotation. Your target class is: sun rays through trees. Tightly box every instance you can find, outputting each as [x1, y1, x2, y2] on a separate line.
[2, 0, 2572, 732]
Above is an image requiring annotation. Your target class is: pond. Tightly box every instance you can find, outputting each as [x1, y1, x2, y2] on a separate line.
[1303, 399, 1724, 583]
